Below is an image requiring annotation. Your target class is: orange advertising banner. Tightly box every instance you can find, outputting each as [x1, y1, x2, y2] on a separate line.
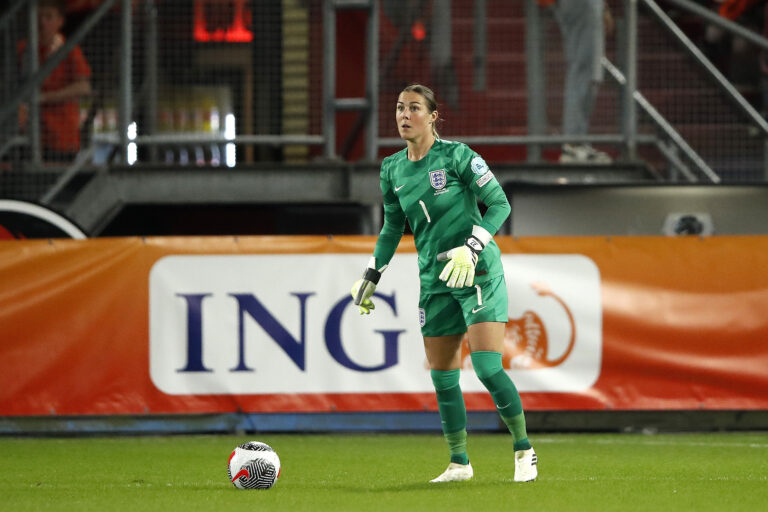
[1, 235, 767, 417]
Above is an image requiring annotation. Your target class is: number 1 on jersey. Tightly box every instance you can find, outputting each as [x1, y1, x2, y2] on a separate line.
[419, 200, 431, 223]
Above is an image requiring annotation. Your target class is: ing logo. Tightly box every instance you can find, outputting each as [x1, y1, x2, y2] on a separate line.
[462, 254, 602, 392]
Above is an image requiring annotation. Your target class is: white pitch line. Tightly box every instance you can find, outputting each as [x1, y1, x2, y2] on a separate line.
[533, 437, 768, 449]
[537, 475, 768, 482]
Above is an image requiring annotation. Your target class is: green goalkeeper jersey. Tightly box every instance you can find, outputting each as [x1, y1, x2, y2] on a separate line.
[373, 138, 511, 293]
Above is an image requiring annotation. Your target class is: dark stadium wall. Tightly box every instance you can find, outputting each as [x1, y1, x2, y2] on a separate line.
[336, 9, 367, 161]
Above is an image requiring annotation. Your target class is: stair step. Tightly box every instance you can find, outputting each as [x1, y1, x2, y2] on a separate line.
[374, 2, 758, 169]
[451, 52, 705, 91]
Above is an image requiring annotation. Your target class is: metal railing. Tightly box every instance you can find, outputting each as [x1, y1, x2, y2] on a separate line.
[602, 56, 719, 182]
[650, 0, 768, 179]
[1, 0, 766, 198]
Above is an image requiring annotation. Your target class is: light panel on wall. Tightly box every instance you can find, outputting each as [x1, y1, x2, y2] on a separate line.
[193, 0, 253, 43]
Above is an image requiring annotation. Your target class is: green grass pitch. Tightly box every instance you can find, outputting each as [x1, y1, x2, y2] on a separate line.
[1, 432, 767, 511]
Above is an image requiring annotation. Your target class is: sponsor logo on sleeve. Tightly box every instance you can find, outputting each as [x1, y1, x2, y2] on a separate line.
[476, 172, 494, 188]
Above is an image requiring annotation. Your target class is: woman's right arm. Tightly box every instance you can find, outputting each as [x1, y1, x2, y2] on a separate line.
[350, 160, 406, 314]
[372, 161, 406, 270]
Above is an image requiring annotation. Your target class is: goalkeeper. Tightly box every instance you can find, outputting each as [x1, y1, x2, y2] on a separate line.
[351, 84, 537, 484]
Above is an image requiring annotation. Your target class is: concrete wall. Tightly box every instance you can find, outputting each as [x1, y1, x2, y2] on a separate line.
[506, 184, 768, 236]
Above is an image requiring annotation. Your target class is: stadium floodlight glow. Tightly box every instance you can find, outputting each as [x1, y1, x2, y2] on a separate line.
[225, 113, 236, 167]
[224, 114, 235, 140]
[210, 109, 220, 132]
[127, 121, 138, 165]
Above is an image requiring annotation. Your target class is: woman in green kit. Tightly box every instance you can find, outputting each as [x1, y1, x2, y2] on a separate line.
[351, 84, 537, 483]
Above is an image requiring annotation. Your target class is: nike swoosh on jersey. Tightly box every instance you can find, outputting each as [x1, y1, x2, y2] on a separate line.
[471, 305, 487, 314]
[394, 184, 405, 192]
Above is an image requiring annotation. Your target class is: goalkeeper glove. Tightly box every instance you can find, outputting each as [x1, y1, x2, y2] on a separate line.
[438, 226, 492, 288]
[351, 257, 388, 314]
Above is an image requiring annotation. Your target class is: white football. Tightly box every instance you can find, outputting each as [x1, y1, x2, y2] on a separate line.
[227, 441, 281, 490]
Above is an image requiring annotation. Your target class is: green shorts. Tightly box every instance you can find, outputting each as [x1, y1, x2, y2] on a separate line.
[418, 274, 509, 337]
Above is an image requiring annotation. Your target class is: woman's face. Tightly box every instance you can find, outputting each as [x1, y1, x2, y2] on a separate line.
[396, 91, 436, 142]
[38, 7, 64, 47]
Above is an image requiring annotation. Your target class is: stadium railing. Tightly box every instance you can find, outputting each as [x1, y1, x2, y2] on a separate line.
[1, 0, 767, 209]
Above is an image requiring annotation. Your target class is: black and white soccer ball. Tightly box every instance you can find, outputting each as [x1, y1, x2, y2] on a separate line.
[227, 441, 281, 490]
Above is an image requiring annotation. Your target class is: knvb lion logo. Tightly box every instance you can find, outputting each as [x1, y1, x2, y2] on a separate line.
[461, 254, 602, 391]
[460, 282, 576, 370]
[505, 281, 577, 369]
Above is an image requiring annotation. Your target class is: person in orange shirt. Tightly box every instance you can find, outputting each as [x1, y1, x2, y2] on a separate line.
[18, 0, 92, 162]
[718, 0, 762, 20]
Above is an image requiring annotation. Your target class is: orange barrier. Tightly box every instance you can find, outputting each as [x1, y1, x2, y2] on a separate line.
[1, 235, 767, 416]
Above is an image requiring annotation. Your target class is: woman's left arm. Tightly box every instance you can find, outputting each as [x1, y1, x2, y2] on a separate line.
[459, 148, 511, 235]
[476, 178, 510, 236]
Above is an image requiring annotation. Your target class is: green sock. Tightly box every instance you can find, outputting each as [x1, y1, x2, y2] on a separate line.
[471, 351, 532, 451]
[430, 369, 469, 465]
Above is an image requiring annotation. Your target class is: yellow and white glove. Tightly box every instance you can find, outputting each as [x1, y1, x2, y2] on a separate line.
[438, 226, 493, 288]
[351, 257, 388, 314]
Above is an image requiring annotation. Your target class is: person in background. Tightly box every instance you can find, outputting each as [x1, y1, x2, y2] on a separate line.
[717, 0, 762, 21]
[540, 0, 614, 163]
[704, 0, 764, 91]
[350, 83, 537, 484]
[18, 0, 92, 162]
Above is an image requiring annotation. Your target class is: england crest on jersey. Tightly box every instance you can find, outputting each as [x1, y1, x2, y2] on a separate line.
[429, 169, 447, 190]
